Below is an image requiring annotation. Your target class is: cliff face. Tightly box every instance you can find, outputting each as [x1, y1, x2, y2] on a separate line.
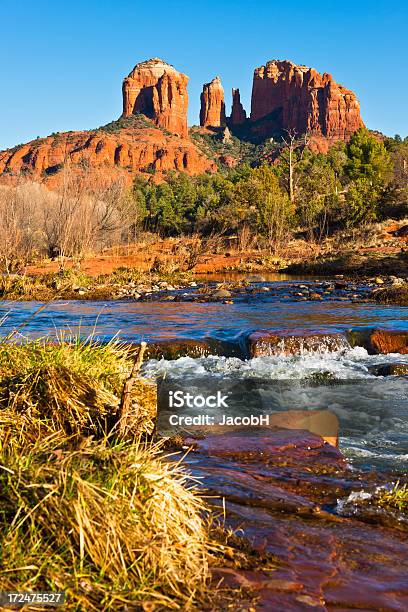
[122, 58, 189, 137]
[0, 120, 215, 185]
[250, 60, 363, 142]
[0, 56, 366, 187]
[199, 77, 226, 128]
[229, 88, 247, 125]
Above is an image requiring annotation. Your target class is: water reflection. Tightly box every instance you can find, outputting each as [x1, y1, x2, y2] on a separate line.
[0, 299, 407, 343]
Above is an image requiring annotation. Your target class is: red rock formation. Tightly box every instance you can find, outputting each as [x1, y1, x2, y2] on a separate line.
[199, 76, 226, 127]
[229, 88, 247, 125]
[0, 119, 216, 186]
[122, 58, 189, 137]
[348, 328, 408, 354]
[0, 58, 217, 185]
[250, 60, 363, 142]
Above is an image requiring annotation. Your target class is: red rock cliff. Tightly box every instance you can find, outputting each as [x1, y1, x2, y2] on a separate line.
[199, 77, 226, 128]
[0, 120, 215, 186]
[229, 88, 247, 125]
[0, 58, 216, 185]
[122, 58, 189, 137]
[250, 60, 363, 141]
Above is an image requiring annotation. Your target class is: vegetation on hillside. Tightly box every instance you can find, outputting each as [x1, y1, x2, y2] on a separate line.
[134, 129, 407, 241]
[96, 113, 170, 135]
[0, 128, 406, 274]
[189, 126, 258, 165]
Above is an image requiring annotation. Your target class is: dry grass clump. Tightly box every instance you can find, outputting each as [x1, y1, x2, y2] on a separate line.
[0, 339, 218, 609]
[0, 339, 156, 449]
[0, 274, 53, 300]
[0, 437, 211, 610]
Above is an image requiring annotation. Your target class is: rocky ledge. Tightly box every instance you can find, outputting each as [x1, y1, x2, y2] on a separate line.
[177, 428, 408, 610]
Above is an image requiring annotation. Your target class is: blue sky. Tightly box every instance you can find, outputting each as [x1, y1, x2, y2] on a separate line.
[1, 0, 407, 149]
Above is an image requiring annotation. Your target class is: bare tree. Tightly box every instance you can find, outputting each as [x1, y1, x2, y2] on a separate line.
[280, 129, 310, 205]
[42, 162, 125, 269]
[0, 180, 43, 274]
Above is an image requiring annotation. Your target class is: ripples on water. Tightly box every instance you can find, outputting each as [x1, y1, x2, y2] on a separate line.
[1, 298, 408, 342]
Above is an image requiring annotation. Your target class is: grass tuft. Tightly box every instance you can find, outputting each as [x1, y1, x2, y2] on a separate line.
[0, 338, 156, 450]
[0, 438, 211, 610]
[0, 338, 216, 609]
[376, 481, 408, 514]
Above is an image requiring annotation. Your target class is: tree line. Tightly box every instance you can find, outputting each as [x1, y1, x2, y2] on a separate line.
[134, 128, 407, 242]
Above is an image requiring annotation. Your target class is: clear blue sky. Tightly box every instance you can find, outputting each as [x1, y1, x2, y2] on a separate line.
[1, 0, 407, 150]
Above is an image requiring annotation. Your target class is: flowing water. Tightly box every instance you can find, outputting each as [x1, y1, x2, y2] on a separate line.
[1, 275, 407, 472]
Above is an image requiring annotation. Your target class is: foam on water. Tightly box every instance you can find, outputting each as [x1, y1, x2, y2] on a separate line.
[142, 346, 408, 381]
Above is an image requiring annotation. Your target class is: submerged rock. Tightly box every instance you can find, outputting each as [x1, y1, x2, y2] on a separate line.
[212, 289, 232, 298]
[368, 363, 408, 376]
[181, 428, 408, 610]
[141, 339, 212, 360]
[185, 428, 345, 470]
[134, 337, 244, 360]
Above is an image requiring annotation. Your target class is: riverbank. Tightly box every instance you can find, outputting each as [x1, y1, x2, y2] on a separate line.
[1, 217, 407, 303]
[285, 248, 408, 278]
[0, 339, 254, 610]
[18, 218, 407, 280]
[2, 268, 408, 316]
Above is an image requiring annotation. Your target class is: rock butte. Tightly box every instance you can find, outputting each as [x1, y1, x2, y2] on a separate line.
[198, 60, 363, 153]
[0, 57, 215, 184]
[122, 58, 189, 137]
[249, 60, 363, 150]
[229, 88, 247, 125]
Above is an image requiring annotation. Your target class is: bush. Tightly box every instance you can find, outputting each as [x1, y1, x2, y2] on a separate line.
[345, 177, 380, 226]
[0, 339, 155, 448]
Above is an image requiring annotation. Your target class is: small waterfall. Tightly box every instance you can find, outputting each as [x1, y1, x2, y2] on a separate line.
[248, 332, 351, 358]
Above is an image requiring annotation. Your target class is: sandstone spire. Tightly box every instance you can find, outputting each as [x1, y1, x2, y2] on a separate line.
[199, 76, 226, 128]
[122, 58, 189, 137]
[230, 88, 247, 125]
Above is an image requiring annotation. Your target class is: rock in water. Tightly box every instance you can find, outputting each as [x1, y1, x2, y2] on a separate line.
[247, 332, 350, 357]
